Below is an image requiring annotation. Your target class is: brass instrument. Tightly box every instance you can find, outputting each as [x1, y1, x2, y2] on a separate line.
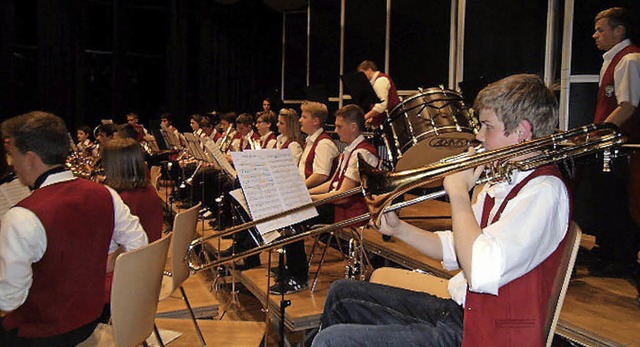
[219, 126, 235, 153]
[186, 123, 623, 272]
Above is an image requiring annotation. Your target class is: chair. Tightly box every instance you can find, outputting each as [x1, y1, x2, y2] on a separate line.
[544, 222, 582, 347]
[156, 202, 207, 346]
[78, 234, 172, 347]
[369, 222, 582, 347]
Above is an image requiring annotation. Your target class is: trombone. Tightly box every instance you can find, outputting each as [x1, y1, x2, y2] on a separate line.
[186, 123, 624, 272]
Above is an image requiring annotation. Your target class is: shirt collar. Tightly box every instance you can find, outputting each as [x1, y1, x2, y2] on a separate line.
[38, 170, 76, 190]
[305, 128, 324, 144]
[343, 134, 365, 153]
[260, 131, 273, 141]
[370, 71, 380, 84]
[603, 39, 631, 61]
[484, 169, 534, 199]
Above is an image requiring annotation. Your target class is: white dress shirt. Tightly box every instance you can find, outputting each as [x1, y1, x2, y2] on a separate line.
[600, 39, 640, 107]
[276, 134, 303, 165]
[0, 171, 148, 311]
[260, 131, 277, 149]
[369, 71, 392, 113]
[330, 135, 379, 191]
[298, 128, 339, 177]
[435, 169, 570, 306]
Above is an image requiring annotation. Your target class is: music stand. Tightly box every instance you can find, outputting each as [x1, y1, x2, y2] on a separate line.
[341, 71, 381, 111]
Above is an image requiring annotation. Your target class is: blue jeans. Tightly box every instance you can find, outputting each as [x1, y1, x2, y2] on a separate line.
[312, 280, 463, 347]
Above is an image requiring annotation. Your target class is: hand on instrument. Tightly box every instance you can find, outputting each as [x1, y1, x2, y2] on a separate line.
[372, 211, 402, 236]
[443, 148, 484, 194]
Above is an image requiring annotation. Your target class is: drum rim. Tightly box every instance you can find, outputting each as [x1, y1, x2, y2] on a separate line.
[388, 88, 466, 119]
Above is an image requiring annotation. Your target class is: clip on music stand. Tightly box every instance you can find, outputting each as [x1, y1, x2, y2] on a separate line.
[341, 71, 381, 111]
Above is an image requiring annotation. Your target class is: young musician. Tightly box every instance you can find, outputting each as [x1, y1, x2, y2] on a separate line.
[256, 111, 278, 149]
[276, 108, 305, 164]
[313, 74, 569, 346]
[309, 104, 379, 226]
[0, 112, 148, 346]
[76, 126, 94, 154]
[270, 101, 339, 295]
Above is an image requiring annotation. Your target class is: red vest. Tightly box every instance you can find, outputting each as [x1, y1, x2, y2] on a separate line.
[303, 131, 336, 179]
[119, 186, 163, 243]
[376, 72, 400, 111]
[239, 131, 261, 150]
[594, 44, 640, 142]
[331, 140, 378, 226]
[261, 132, 277, 149]
[4, 179, 115, 337]
[462, 165, 570, 347]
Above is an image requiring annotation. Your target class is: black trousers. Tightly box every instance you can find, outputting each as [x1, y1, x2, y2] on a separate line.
[0, 317, 99, 347]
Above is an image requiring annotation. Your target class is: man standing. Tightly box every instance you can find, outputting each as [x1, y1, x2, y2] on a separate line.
[357, 60, 400, 127]
[0, 112, 148, 346]
[575, 7, 640, 277]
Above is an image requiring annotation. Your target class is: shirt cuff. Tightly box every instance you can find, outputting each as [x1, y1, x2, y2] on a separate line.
[435, 231, 459, 270]
[469, 233, 502, 295]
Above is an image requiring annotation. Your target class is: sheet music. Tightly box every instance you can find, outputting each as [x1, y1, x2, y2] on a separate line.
[228, 189, 280, 244]
[202, 139, 237, 180]
[0, 179, 31, 222]
[182, 133, 209, 161]
[231, 149, 317, 241]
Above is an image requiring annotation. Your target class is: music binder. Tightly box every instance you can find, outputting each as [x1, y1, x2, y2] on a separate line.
[341, 71, 382, 111]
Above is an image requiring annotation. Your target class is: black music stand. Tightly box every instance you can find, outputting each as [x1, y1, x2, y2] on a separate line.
[341, 71, 381, 111]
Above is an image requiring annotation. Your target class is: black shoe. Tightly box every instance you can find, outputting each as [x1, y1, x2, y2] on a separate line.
[269, 266, 289, 282]
[269, 276, 308, 295]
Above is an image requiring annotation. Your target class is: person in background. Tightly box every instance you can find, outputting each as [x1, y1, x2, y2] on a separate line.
[574, 7, 640, 278]
[357, 60, 400, 127]
[276, 108, 305, 164]
[0, 112, 147, 346]
[256, 111, 278, 149]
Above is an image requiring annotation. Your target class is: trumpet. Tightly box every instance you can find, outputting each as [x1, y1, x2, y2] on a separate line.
[186, 123, 624, 272]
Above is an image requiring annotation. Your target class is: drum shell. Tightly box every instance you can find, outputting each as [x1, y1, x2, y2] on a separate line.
[383, 88, 477, 172]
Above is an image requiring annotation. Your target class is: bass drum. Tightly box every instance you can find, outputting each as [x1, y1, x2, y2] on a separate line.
[383, 87, 478, 171]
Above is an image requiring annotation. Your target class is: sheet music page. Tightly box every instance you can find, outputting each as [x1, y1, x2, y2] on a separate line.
[0, 179, 31, 222]
[203, 139, 237, 180]
[231, 149, 317, 242]
[182, 133, 208, 161]
[228, 189, 280, 244]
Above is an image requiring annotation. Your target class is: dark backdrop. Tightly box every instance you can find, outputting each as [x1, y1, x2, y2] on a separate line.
[1, 0, 639, 133]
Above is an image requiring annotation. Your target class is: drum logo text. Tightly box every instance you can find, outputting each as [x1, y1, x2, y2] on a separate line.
[429, 137, 468, 149]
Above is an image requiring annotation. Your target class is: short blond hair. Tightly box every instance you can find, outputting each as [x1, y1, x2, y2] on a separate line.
[300, 101, 329, 125]
[474, 74, 558, 138]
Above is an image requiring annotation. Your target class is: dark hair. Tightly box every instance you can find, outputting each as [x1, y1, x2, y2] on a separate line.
[335, 104, 366, 132]
[595, 7, 634, 40]
[257, 110, 278, 133]
[220, 112, 237, 125]
[236, 113, 254, 126]
[190, 114, 203, 125]
[95, 123, 117, 138]
[160, 112, 174, 122]
[357, 60, 378, 72]
[1, 111, 71, 166]
[101, 138, 149, 191]
[117, 124, 140, 141]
